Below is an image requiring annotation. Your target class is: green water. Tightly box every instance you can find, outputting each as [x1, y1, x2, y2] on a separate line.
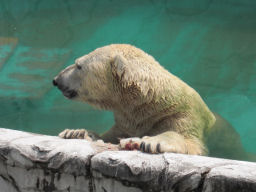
[0, 0, 255, 159]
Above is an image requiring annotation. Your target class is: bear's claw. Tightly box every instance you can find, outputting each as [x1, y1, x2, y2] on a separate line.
[156, 143, 161, 153]
[139, 141, 161, 153]
[59, 129, 94, 141]
[120, 137, 163, 154]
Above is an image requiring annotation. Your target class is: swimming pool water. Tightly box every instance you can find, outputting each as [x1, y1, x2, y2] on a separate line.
[0, 0, 255, 160]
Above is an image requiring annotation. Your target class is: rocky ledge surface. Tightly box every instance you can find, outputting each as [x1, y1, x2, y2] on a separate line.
[0, 128, 256, 192]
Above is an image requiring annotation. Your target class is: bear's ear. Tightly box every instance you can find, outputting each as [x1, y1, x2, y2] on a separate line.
[111, 55, 139, 87]
[111, 54, 151, 96]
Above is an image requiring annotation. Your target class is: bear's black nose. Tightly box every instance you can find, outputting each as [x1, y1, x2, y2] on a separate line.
[53, 79, 58, 86]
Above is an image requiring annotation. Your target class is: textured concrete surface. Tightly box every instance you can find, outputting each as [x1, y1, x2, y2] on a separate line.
[0, 128, 256, 192]
[1, 0, 256, 155]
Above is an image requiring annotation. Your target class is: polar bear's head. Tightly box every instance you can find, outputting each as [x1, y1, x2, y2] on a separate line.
[53, 44, 166, 109]
[53, 46, 115, 108]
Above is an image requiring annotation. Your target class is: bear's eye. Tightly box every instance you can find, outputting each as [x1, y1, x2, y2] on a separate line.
[76, 64, 82, 70]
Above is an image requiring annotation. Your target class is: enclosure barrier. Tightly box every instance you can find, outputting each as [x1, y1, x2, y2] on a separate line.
[0, 128, 256, 192]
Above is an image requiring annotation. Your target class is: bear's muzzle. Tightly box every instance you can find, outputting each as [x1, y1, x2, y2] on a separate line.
[53, 78, 77, 99]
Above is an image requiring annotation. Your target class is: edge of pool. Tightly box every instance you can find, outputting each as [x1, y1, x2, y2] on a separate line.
[0, 128, 255, 192]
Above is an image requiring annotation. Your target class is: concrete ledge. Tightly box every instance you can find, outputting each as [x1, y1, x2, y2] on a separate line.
[0, 128, 255, 192]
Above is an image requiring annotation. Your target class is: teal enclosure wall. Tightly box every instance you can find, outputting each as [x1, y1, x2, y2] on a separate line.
[0, 0, 255, 158]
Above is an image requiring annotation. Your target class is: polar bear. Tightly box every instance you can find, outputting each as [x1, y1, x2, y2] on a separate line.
[53, 44, 247, 158]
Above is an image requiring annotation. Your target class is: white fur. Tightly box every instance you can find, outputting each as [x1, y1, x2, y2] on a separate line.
[56, 44, 216, 155]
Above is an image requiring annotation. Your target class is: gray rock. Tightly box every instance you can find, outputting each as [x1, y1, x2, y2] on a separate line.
[0, 128, 256, 192]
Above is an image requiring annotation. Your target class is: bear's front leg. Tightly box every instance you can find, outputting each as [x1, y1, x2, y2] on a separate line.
[59, 129, 101, 141]
[120, 131, 206, 155]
